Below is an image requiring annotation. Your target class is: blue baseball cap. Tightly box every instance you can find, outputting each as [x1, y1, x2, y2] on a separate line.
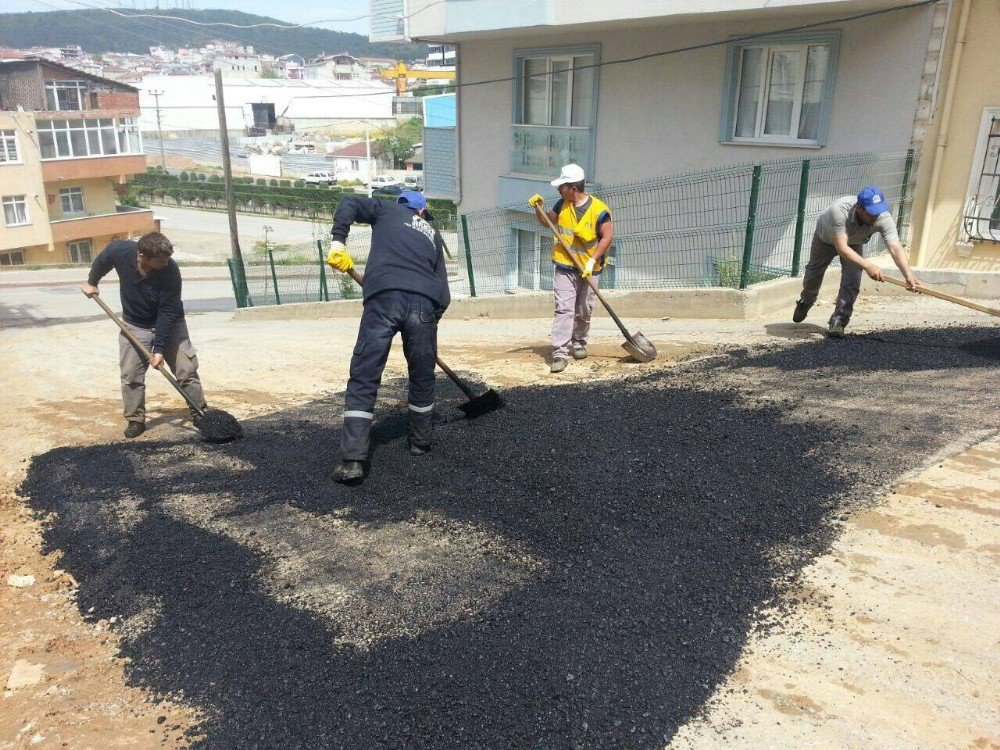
[857, 186, 890, 217]
[397, 190, 432, 219]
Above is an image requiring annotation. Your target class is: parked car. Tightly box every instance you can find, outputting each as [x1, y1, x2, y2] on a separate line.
[371, 184, 406, 198]
[304, 171, 336, 186]
[368, 175, 401, 190]
[403, 174, 424, 191]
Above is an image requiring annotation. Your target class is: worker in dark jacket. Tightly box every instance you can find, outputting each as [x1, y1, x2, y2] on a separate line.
[327, 191, 450, 483]
[82, 231, 207, 438]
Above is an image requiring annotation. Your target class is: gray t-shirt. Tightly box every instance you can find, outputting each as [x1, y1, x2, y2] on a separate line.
[815, 196, 899, 247]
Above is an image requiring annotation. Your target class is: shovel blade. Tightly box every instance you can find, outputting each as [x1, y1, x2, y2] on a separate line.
[457, 389, 505, 419]
[621, 332, 657, 363]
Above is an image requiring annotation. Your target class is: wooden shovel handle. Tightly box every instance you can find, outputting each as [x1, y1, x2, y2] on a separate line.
[882, 276, 1000, 318]
[532, 203, 635, 340]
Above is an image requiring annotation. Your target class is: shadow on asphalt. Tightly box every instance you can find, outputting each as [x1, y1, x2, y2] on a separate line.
[19, 326, 1000, 749]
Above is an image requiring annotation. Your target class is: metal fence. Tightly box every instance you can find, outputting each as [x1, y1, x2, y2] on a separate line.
[227, 229, 465, 307]
[459, 150, 917, 295]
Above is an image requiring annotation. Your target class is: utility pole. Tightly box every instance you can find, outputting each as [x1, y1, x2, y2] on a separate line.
[214, 70, 244, 266]
[215, 69, 247, 301]
[149, 89, 165, 171]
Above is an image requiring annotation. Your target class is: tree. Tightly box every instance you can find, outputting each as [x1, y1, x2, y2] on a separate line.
[371, 117, 423, 168]
[260, 68, 281, 79]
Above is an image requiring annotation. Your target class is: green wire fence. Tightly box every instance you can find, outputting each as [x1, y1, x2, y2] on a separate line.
[227, 149, 916, 306]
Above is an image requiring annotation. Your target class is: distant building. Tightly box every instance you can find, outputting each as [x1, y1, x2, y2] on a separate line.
[276, 54, 305, 80]
[213, 52, 262, 79]
[305, 52, 365, 81]
[0, 59, 154, 266]
[137, 75, 395, 136]
[326, 140, 376, 182]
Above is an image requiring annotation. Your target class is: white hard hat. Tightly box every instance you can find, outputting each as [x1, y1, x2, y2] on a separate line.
[550, 163, 586, 187]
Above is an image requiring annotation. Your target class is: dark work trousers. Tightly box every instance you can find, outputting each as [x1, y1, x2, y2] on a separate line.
[799, 234, 865, 326]
[341, 290, 439, 461]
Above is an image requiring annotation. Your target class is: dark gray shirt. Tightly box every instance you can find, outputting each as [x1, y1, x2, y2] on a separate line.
[815, 196, 899, 246]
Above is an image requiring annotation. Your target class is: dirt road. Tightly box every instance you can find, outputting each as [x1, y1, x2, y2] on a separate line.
[1, 293, 998, 748]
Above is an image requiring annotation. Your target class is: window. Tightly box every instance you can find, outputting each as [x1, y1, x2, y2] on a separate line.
[68, 239, 93, 264]
[59, 187, 85, 215]
[350, 159, 360, 171]
[44, 80, 88, 111]
[36, 117, 141, 159]
[0, 130, 19, 163]
[722, 32, 839, 146]
[964, 109, 1000, 243]
[511, 45, 599, 176]
[0, 249, 26, 266]
[514, 228, 553, 291]
[2, 195, 29, 226]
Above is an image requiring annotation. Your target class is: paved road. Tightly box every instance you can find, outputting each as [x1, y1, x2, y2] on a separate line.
[0, 266, 236, 328]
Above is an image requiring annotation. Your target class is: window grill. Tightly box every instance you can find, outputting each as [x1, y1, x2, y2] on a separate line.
[964, 116, 1000, 243]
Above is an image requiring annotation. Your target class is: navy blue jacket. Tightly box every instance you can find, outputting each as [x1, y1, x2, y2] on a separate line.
[88, 240, 184, 353]
[332, 197, 450, 312]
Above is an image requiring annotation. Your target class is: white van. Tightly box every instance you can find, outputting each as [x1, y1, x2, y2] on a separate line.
[368, 175, 401, 189]
[304, 171, 336, 186]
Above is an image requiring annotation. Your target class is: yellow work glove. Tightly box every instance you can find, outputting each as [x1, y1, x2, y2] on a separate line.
[326, 242, 354, 273]
[581, 257, 597, 278]
[528, 193, 544, 208]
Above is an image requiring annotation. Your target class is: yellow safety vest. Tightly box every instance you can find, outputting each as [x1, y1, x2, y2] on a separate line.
[552, 195, 611, 272]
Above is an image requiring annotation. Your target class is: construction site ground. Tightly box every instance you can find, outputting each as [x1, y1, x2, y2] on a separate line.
[1, 290, 997, 749]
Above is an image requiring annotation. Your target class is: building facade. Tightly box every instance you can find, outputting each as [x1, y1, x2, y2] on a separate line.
[371, 0, 940, 212]
[908, 0, 1000, 271]
[0, 59, 154, 266]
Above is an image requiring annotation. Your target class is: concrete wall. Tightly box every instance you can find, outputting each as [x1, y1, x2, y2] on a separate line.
[909, 0, 1000, 272]
[423, 126, 457, 199]
[452, 6, 933, 213]
[0, 111, 51, 254]
[46, 177, 117, 221]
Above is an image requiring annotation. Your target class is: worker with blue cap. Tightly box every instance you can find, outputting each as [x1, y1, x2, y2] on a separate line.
[325, 190, 450, 483]
[793, 186, 920, 337]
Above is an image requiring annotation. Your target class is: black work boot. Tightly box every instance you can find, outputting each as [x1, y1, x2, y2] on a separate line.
[331, 460, 364, 483]
[124, 421, 145, 439]
[792, 299, 813, 323]
[827, 316, 846, 338]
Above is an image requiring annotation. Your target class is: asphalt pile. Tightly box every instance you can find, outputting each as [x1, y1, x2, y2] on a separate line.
[195, 408, 244, 443]
[20, 325, 1000, 749]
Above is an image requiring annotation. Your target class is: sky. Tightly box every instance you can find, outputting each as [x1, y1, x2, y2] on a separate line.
[2, 0, 372, 36]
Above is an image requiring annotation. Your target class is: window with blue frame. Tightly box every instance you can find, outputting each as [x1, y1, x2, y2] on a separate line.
[511, 45, 599, 177]
[721, 31, 840, 146]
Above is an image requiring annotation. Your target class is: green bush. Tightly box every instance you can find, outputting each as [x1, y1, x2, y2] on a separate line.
[294, 180, 305, 188]
[209, 174, 221, 183]
[256, 178, 266, 186]
[179, 171, 190, 182]
[269, 179, 279, 187]
[280, 180, 291, 187]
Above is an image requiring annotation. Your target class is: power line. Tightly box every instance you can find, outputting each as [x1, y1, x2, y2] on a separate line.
[96, 0, 449, 29]
[265, 0, 943, 102]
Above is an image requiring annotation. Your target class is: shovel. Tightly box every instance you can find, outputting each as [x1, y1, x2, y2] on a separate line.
[340, 267, 504, 419]
[87, 292, 243, 443]
[533, 204, 657, 362]
[882, 276, 1000, 318]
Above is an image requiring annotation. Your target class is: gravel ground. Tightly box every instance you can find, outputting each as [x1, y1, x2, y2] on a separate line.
[20, 324, 1000, 749]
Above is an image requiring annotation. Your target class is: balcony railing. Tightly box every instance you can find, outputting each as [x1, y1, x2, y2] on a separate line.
[510, 124, 592, 177]
[50, 206, 155, 243]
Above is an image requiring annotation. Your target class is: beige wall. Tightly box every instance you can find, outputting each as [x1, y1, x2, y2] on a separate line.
[0, 111, 52, 254]
[46, 177, 118, 220]
[455, 6, 933, 211]
[910, 0, 1000, 271]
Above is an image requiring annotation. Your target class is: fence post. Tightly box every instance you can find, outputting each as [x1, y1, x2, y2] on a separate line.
[739, 165, 762, 290]
[226, 258, 244, 308]
[267, 247, 281, 305]
[791, 159, 810, 277]
[317, 240, 329, 302]
[460, 214, 477, 298]
[896, 148, 915, 238]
